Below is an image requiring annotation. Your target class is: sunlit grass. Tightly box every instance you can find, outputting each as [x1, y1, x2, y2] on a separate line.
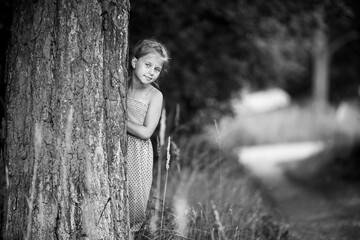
[133, 133, 289, 240]
[133, 102, 360, 240]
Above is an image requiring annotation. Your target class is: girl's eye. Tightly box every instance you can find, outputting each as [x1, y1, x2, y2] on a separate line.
[145, 63, 151, 67]
[155, 69, 161, 73]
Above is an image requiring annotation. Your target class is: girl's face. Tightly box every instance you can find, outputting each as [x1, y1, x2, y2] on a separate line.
[131, 52, 165, 86]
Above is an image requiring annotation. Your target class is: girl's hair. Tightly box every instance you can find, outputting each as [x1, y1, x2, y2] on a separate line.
[129, 38, 170, 76]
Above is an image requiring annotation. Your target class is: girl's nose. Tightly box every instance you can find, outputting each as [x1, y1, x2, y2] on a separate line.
[149, 68, 155, 75]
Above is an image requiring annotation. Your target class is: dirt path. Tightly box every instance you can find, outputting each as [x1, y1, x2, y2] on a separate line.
[238, 142, 360, 240]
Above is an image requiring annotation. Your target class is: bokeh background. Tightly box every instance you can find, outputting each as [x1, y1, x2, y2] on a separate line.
[128, 0, 360, 133]
[1, 0, 359, 130]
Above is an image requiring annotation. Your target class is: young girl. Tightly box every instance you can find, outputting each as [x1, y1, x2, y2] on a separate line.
[126, 39, 170, 232]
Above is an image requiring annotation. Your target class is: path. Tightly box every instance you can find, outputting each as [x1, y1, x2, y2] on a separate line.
[238, 142, 360, 240]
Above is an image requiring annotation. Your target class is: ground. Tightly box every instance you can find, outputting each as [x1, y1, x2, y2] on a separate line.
[238, 141, 360, 240]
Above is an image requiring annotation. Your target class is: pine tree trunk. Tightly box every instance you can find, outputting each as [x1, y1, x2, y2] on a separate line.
[312, 7, 329, 110]
[3, 0, 129, 239]
[312, 27, 329, 110]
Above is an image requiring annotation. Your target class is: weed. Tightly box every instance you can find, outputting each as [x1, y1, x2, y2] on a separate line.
[134, 129, 289, 240]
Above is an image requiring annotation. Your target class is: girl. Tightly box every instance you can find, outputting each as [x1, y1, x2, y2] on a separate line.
[126, 39, 170, 232]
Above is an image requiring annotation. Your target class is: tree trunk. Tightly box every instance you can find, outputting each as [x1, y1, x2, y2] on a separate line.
[3, 0, 129, 239]
[312, 26, 329, 110]
[312, 7, 329, 110]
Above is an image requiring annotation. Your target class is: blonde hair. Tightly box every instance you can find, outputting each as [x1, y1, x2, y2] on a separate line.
[130, 39, 170, 74]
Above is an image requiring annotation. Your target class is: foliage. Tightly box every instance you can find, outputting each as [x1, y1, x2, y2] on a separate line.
[130, 0, 251, 129]
[129, 0, 360, 129]
[0, 0, 359, 130]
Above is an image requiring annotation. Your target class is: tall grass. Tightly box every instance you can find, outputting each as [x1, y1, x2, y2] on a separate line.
[133, 117, 289, 240]
[133, 102, 360, 239]
[160, 136, 171, 238]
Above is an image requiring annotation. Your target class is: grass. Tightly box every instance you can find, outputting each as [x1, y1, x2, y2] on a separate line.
[133, 102, 360, 240]
[132, 132, 289, 240]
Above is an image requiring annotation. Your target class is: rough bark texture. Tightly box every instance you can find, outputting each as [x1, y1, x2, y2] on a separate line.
[3, 0, 129, 239]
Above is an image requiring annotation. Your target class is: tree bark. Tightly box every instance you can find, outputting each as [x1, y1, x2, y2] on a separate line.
[311, 7, 329, 110]
[3, 0, 129, 239]
[312, 26, 329, 110]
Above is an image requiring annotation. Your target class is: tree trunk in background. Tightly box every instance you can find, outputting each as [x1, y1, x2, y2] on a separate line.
[312, 7, 329, 110]
[3, 0, 129, 239]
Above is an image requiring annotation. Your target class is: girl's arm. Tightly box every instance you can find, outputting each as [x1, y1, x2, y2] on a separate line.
[127, 91, 163, 140]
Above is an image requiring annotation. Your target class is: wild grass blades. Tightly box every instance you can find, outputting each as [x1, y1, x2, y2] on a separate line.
[173, 197, 188, 237]
[137, 103, 291, 239]
[175, 103, 180, 129]
[213, 119, 222, 205]
[141, 103, 360, 239]
[211, 200, 228, 240]
[173, 170, 196, 239]
[171, 141, 181, 174]
[166, 137, 171, 170]
[160, 136, 171, 238]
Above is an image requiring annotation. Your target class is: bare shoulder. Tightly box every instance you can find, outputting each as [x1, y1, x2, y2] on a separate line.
[149, 86, 163, 103]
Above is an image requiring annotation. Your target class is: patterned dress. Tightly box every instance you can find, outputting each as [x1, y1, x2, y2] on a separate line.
[127, 97, 153, 232]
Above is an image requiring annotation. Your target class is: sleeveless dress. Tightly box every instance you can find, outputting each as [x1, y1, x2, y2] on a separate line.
[127, 96, 153, 231]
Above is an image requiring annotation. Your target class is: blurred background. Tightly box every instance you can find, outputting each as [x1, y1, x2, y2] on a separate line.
[127, 1, 360, 239]
[128, 0, 360, 133]
[1, 0, 359, 132]
[1, 0, 360, 239]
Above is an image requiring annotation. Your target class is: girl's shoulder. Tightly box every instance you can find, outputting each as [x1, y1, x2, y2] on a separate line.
[148, 86, 163, 103]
